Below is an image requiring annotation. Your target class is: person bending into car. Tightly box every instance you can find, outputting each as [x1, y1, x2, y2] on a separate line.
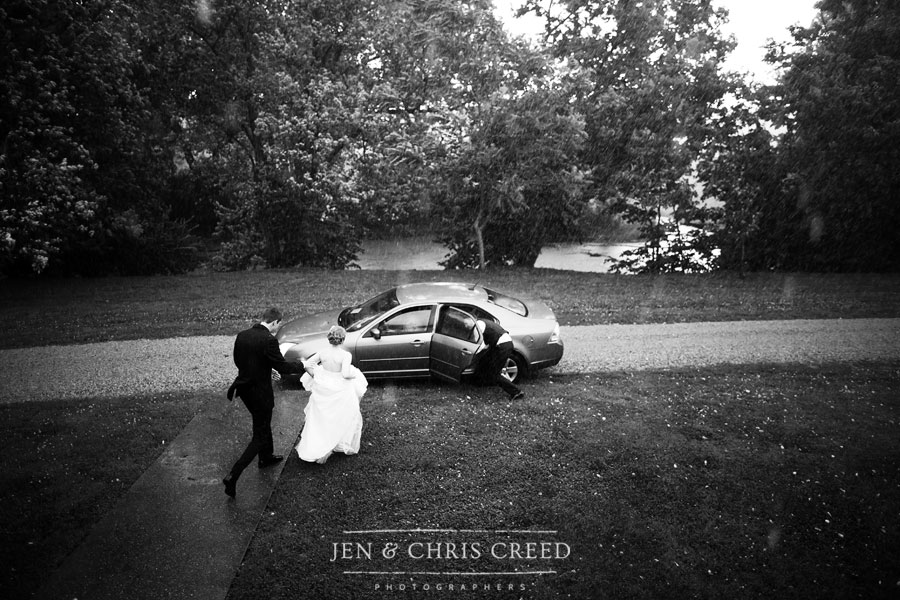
[223, 307, 302, 499]
[475, 319, 525, 401]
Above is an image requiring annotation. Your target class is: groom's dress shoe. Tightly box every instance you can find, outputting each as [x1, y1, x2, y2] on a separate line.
[258, 455, 284, 469]
[223, 475, 236, 498]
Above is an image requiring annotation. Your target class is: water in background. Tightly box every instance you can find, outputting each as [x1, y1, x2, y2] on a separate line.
[357, 238, 639, 272]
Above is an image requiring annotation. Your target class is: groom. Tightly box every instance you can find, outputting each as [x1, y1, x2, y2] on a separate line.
[223, 307, 302, 499]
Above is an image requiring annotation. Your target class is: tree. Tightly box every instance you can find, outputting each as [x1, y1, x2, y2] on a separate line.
[338, 0, 498, 238]
[526, 0, 736, 273]
[0, 0, 187, 275]
[700, 0, 900, 273]
[435, 86, 587, 269]
[757, 0, 900, 271]
[348, 0, 574, 251]
[153, 0, 372, 270]
[355, 0, 587, 269]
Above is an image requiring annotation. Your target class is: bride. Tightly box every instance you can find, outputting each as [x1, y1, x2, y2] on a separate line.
[295, 326, 367, 464]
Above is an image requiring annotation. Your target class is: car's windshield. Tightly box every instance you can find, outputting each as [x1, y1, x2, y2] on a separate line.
[340, 288, 401, 332]
[483, 287, 528, 317]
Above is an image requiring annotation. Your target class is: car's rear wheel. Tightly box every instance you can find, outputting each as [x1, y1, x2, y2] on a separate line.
[501, 353, 528, 383]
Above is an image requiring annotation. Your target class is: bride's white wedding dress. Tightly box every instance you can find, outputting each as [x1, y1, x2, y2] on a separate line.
[295, 347, 367, 463]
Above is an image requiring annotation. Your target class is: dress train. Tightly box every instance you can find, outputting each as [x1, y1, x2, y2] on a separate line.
[295, 364, 367, 463]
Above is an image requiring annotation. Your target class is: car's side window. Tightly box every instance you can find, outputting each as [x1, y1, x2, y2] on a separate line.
[376, 306, 434, 336]
[447, 304, 496, 324]
[436, 307, 480, 343]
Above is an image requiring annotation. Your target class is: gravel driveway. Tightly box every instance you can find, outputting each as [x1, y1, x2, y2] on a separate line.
[1, 318, 897, 404]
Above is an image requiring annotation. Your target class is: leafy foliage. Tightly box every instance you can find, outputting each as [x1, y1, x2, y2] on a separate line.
[529, 0, 736, 273]
[349, 0, 498, 238]
[607, 222, 718, 274]
[52, 212, 200, 276]
[695, 87, 786, 272]
[3, 0, 899, 276]
[700, 0, 900, 272]
[160, 0, 370, 270]
[1, 1, 123, 273]
[436, 86, 588, 269]
[0, 0, 198, 275]
[764, 0, 900, 271]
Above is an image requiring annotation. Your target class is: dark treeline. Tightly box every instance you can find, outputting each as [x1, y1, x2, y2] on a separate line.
[1, 0, 898, 276]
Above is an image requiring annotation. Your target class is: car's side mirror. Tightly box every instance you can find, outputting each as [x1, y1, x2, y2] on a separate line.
[371, 327, 381, 340]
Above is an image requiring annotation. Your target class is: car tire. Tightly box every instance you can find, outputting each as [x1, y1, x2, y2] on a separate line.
[501, 353, 529, 383]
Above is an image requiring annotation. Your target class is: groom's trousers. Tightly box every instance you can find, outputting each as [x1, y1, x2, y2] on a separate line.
[230, 398, 274, 479]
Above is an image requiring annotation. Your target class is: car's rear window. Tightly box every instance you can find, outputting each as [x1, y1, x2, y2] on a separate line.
[483, 287, 527, 317]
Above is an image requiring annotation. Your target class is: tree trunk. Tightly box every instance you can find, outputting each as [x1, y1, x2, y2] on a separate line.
[474, 213, 486, 270]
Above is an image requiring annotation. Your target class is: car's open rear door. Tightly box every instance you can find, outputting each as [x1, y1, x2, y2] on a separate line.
[430, 306, 481, 383]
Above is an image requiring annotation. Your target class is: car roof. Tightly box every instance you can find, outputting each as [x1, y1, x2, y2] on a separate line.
[395, 282, 488, 304]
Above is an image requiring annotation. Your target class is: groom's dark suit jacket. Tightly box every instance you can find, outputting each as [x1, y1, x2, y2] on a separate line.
[228, 323, 298, 411]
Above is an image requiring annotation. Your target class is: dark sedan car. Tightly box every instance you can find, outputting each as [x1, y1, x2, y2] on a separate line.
[276, 282, 563, 383]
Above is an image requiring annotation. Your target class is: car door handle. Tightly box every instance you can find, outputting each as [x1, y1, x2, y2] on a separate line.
[410, 340, 424, 347]
[460, 349, 472, 355]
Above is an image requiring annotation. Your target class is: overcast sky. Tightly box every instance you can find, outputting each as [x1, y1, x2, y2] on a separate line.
[494, 0, 820, 83]
[718, 0, 818, 81]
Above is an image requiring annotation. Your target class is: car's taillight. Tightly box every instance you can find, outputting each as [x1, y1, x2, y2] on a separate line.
[548, 323, 561, 344]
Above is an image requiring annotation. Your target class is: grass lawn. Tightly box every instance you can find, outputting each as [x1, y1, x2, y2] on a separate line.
[219, 363, 900, 600]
